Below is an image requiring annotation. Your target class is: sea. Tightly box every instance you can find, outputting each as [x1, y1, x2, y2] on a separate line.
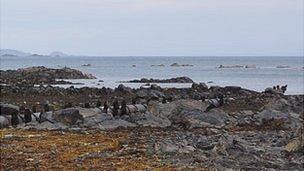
[1, 56, 303, 95]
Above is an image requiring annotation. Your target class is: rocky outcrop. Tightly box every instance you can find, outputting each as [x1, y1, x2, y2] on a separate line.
[0, 66, 96, 85]
[170, 63, 194, 67]
[121, 77, 194, 83]
[0, 103, 19, 115]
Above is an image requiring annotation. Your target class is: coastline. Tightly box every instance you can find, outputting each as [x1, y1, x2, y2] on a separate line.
[1, 66, 303, 170]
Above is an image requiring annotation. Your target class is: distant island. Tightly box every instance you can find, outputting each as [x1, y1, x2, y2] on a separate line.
[0, 49, 70, 57]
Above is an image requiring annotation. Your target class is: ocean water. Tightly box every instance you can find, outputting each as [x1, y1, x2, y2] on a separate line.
[1, 56, 303, 94]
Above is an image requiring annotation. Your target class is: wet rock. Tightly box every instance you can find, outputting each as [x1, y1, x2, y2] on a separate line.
[0, 103, 19, 115]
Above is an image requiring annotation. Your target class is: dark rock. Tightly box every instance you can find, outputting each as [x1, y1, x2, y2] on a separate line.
[0, 103, 19, 115]
[224, 86, 242, 91]
[53, 108, 83, 125]
[116, 84, 133, 93]
[0, 115, 10, 128]
[122, 77, 194, 83]
[192, 83, 208, 91]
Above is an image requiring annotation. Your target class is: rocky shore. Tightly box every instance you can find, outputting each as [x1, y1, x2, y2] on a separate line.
[0, 66, 96, 85]
[0, 67, 303, 170]
[120, 76, 194, 83]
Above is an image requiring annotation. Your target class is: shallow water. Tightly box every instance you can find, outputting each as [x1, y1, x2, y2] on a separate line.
[1, 56, 303, 94]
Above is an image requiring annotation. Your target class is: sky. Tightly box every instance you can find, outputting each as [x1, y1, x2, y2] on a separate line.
[1, 0, 303, 56]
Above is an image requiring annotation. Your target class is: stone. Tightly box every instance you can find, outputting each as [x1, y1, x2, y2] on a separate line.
[172, 108, 229, 128]
[157, 143, 179, 153]
[116, 84, 133, 93]
[224, 86, 242, 91]
[0, 103, 19, 115]
[0, 115, 10, 128]
[126, 112, 171, 128]
[53, 108, 83, 125]
[191, 83, 208, 91]
[97, 119, 136, 130]
[82, 113, 113, 127]
[124, 77, 194, 83]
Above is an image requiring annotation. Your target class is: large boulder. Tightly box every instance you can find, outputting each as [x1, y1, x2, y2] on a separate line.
[254, 108, 302, 129]
[136, 89, 165, 100]
[53, 107, 102, 125]
[191, 82, 208, 91]
[82, 113, 113, 127]
[0, 115, 10, 128]
[0, 103, 19, 115]
[171, 108, 230, 128]
[116, 84, 133, 93]
[148, 99, 230, 128]
[77, 107, 102, 118]
[53, 108, 83, 125]
[147, 99, 208, 118]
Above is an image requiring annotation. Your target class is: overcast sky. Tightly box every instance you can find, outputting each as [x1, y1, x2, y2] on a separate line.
[1, 0, 303, 56]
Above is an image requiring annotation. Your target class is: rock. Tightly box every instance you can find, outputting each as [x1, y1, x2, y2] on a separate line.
[116, 84, 133, 93]
[77, 108, 102, 118]
[245, 65, 256, 68]
[264, 87, 283, 95]
[125, 112, 171, 128]
[0, 115, 10, 128]
[147, 99, 208, 118]
[178, 145, 196, 154]
[136, 89, 164, 100]
[123, 77, 194, 83]
[218, 65, 244, 68]
[254, 108, 301, 130]
[82, 113, 113, 127]
[0, 103, 19, 115]
[0, 66, 96, 85]
[224, 86, 242, 92]
[38, 112, 56, 123]
[172, 108, 230, 128]
[285, 127, 304, 152]
[97, 119, 136, 130]
[191, 82, 208, 91]
[157, 142, 179, 153]
[150, 84, 161, 90]
[170, 63, 193, 67]
[151, 64, 165, 67]
[53, 108, 83, 125]
[23, 122, 68, 130]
